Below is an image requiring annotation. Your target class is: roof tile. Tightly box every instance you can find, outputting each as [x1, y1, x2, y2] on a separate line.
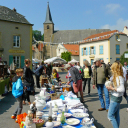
[63, 44, 79, 55]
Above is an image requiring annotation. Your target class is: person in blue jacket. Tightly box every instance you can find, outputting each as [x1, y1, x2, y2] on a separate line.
[35, 61, 44, 88]
[11, 68, 25, 123]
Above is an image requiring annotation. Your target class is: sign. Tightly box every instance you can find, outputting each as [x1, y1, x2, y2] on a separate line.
[125, 53, 128, 58]
[9, 49, 25, 53]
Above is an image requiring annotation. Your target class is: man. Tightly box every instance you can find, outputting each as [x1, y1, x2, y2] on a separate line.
[35, 62, 44, 88]
[93, 58, 111, 112]
[65, 64, 84, 103]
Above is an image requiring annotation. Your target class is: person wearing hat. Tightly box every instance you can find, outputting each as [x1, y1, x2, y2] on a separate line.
[93, 58, 111, 112]
[65, 64, 84, 103]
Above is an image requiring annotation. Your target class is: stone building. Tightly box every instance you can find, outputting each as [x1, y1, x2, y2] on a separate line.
[43, 3, 110, 59]
[0, 6, 33, 68]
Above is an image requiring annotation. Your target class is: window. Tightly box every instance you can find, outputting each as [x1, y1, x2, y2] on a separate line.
[116, 58, 120, 61]
[99, 45, 103, 54]
[116, 45, 120, 54]
[13, 36, 20, 47]
[13, 56, 20, 68]
[116, 35, 119, 40]
[84, 48, 86, 55]
[47, 25, 49, 29]
[90, 47, 94, 55]
[127, 44, 128, 49]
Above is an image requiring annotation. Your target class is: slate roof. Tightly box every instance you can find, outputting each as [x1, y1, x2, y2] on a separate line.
[44, 3, 53, 24]
[80, 30, 126, 44]
[52, 29, 110, 43]
[63, 44, 79, 56]
[0, 6, 32, 25]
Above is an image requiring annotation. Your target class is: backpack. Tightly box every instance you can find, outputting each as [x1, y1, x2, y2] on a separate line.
[56, 73, 59, 78]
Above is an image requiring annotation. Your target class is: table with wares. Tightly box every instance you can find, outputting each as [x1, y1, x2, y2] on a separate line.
[22, 87, 96, 128]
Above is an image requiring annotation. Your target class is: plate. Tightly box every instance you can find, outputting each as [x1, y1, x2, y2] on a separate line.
[72, 113, 89, 119]
[91, 126, 96, 128]
[58, 113, 72, 118]
[53, 121, 61, 127]
[63, 125, 75, 128]
[66, 118, 80, 125]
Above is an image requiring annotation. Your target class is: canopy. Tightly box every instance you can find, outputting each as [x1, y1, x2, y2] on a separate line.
[69, 59, 79, 64]
[44, 57, 67, 64]
[32, 59, 43, 63]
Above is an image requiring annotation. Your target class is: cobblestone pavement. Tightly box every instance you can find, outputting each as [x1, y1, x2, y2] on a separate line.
[0, 72, 128, 128]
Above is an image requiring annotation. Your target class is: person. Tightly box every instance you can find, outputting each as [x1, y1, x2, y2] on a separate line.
[35, 61, 44, 88]
[107, 62, 125, 128]
[22, 59, 34, 105]
[114, 61, 128, 103]
[11, 68, 25, 123]
[46, 63, 52, 83]
[82, 60, 92, 95]
[65, 64, 84, 103]
[93, 58, 111, 111]
[66, 71, 75, 94]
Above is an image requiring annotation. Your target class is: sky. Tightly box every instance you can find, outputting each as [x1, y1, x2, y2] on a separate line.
[1, 0, 128, 34]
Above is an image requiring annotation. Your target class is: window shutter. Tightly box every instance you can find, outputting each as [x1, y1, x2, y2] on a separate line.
[86, 47, 88, 55]
[9, 55, 13, 66]
[21, 56, 25, 68]
[94, 46, 96, 55]
[81, 48, 83, 56]
[100, 46, 101, 54]
[89, 47, 90, 55]
[116, 45, 120, 54]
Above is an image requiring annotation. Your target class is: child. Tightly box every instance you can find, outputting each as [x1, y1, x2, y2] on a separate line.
[52, 69, 57, 79]
[11, 68, 25, 123]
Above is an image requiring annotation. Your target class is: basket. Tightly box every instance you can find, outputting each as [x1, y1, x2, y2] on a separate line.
[50, 93, 62, 100]
[35, 121, 45, 128]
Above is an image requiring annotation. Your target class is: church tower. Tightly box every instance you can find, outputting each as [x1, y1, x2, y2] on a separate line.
[44, 2, 54, 42]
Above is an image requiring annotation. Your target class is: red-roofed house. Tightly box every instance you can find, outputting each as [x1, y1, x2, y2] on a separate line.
[56, 44, 79, 61]
[79, 30, 128, 66]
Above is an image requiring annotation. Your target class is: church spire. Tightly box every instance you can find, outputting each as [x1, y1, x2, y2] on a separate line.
[44, 2, 54, 24]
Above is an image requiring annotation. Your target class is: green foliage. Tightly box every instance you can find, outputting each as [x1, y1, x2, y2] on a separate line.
[120, 51, 128, 65]
[33, 30, 44, 41]
[61, 51, 71, 62]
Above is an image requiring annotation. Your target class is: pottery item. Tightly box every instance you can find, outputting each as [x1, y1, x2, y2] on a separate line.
[66, 118, 80, 126]
[81, 118, 94, 128]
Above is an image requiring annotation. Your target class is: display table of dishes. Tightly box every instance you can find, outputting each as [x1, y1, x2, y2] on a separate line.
[24, 90, 96, 128]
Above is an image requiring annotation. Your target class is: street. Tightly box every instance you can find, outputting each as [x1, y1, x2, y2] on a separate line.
[0, 73, 128, 128]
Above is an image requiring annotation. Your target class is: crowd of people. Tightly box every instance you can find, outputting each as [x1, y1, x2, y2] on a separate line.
[65, 59, 128, 128]
[10, 57, 128, 128]
[11, 59, 56, 123]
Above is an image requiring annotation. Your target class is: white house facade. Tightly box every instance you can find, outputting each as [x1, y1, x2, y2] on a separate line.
[56, 44, 67, 57]
[79, 30, 128, 66]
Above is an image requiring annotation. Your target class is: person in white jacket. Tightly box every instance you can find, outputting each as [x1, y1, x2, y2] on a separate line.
[107, 61, 125, 128]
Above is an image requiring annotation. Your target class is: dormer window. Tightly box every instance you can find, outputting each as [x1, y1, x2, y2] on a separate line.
[47, 25, 49, 29]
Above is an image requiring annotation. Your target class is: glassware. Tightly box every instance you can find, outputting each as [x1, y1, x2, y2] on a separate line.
[60, 111, 66, 124]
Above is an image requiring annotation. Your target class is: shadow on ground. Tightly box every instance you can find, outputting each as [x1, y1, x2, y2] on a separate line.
[0, 91, 15, 114]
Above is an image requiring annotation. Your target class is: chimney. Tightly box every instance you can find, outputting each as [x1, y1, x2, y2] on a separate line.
[13, 8, 16, 12]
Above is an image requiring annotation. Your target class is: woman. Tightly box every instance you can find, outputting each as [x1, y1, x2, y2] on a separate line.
[107, 62, 125, 128]
[23, 59, 34, 105]
[82, 60, 92, 95]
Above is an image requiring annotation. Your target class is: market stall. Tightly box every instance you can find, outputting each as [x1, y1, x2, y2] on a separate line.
[69, 59, 79, 64]
[19, 83, 96, 128]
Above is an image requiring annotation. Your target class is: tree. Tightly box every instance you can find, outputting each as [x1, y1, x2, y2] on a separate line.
[61, 51, 71, 62]
[32, 30, 44, 41]
[120, 51, 128, 65]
